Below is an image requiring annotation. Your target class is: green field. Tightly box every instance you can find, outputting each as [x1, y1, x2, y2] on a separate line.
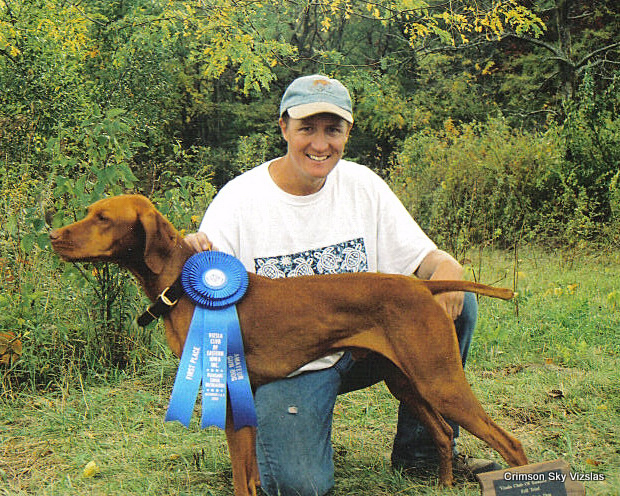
[1, 248, 619, 495]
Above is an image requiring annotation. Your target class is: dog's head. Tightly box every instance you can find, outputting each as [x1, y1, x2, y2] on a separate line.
[50, 194, 177, 274]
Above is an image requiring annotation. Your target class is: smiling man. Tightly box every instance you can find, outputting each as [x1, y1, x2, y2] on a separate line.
[184, 74, 500, 495]
[270, 112, 351, 195]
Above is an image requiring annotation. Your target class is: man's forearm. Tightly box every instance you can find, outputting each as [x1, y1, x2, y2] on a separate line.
[415, 249, 463, 281]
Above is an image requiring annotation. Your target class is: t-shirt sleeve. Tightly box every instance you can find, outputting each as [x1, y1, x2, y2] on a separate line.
[372, 173, 437, 275]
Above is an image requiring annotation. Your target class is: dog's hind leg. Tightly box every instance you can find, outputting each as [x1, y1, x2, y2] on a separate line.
[433, 388, 528, 468]
[398, 366, 528, 469]
[396, 352, 528, 469]
[384, 312, 528, 471]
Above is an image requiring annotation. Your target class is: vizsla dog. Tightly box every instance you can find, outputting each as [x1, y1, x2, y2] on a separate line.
[50, 194, 527, 495]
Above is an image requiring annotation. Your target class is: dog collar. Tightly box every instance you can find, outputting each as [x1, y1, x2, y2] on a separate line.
[136, 279, 185, 327]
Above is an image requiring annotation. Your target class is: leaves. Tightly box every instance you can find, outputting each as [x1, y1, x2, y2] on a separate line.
[0, 331, 22, 366]
[165, 0, 295, 95]
[82, 460, 101, 478]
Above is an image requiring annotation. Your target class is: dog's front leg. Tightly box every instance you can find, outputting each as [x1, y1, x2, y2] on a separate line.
[225, 410, 260, 496]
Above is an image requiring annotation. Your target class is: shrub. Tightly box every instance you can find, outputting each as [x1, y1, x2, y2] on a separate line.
[559, 70, 620, 240]
[0, 108, 215, 393]
[389, 118, 563, 257]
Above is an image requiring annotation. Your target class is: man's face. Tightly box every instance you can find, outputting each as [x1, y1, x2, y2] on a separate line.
[279, 113, 352, 187]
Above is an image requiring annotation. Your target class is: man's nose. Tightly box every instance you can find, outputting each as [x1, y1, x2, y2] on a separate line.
[310, 132, 329, 151]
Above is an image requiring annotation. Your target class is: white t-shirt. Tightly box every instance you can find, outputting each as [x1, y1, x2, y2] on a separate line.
[199, 159, 437, 374]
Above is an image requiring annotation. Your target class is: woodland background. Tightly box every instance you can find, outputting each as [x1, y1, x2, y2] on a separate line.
[0, 2, 619, 494]
[0, 0, 618, 390]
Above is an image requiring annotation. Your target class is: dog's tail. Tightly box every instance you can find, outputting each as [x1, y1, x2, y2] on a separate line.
[423, 280, 514, 300]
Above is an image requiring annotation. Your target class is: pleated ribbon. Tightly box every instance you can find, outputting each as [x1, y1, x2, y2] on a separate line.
[165, 252, 256, 430]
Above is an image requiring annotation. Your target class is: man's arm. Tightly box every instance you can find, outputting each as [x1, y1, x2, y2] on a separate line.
[415, 249, 465, 320]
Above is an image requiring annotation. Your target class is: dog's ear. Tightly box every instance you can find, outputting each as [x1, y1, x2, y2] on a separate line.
[139, 209, 175, 274]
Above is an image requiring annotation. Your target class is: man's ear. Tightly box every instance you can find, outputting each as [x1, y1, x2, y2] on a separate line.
[140, 209, 174, 274]
[279, 117, 290, 142]
[345, 121, 353, 141]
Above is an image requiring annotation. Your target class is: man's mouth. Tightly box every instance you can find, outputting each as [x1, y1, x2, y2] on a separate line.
[307, 154, 329, 162]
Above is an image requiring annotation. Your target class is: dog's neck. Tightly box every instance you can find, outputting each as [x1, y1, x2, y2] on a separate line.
[118, 209, 194, 303]
[133, 238, 192, 300]
[125, 228, 195, 357]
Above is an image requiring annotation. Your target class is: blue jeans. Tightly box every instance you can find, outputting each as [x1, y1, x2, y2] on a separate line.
[255, 293, 478, 496]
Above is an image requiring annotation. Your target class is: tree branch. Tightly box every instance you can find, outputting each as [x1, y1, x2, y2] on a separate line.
[501, 32, 566, 60]
[575, 41, 620, 70]
[0, 48, 18, 65]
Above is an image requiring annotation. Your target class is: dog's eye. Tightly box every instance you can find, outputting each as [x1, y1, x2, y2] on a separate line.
[96, 212, 110, 223]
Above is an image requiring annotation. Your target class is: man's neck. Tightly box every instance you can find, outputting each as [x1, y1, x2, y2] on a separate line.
[268, 156, 327, 196]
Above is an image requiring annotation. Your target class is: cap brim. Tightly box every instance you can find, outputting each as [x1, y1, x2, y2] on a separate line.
[286, 102, 353, 123]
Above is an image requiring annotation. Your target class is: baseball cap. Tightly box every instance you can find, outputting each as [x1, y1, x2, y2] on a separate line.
[279, 75, 354, 123]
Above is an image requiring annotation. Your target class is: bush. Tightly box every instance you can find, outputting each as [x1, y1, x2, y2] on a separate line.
[0, 108, 215, 393]
[389, 118, 563, 257]
[389, 70, 620, 255]
[559, 70, 620, 240]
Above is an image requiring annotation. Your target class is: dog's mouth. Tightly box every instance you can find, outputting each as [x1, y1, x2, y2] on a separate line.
[50, 238, 73, 255]
[50, 230, 86, 258]
[51, 243, 85, 261]
[54, 250, 111, 264]
[50, 237, 109, 262]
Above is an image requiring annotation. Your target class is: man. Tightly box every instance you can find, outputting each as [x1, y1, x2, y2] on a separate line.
[185, 74, 500, 495]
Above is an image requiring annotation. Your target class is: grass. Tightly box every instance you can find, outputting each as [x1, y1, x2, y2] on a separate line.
[1, 247, 619, 495]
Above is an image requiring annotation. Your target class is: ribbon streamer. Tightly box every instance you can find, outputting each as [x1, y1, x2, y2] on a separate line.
[165, 252, 256, 430]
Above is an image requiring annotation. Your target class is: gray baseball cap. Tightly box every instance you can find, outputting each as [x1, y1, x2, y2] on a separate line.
[279, 75, 354, 123]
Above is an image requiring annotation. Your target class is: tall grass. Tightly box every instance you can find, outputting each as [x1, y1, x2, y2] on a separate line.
[1, 246, 618, 495]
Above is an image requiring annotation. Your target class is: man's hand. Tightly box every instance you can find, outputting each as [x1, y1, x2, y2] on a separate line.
[415, 249, 465, 320]
[433, 291, 465, 321]
[184, 232, 214, 253]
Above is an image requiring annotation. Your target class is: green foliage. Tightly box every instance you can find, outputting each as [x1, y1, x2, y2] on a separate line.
[558, 70, 620, 238]
[0, 107, 139, 388]
[0, 0, 97, 172]
[234, 133, 279, 174]
[0, 104, 214, 390]
[407, 52, 500, 129]
[611, 171, 620, 236]
[389, 118, 563, 256]
[47, 107, 140, 202]
[1, 0, 618, 391]
[390, 67, 619, 253]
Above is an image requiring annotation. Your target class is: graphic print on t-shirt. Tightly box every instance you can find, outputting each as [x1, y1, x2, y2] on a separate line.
[254, 238, 368, 279]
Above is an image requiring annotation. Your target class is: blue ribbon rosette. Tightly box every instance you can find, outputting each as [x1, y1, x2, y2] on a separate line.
[165, 251, 257, 430]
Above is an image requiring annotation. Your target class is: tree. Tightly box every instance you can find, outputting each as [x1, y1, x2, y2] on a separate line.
[502, 0, 619, 104]
[0, 0, 94, 168]
[1, 0, 549, 183]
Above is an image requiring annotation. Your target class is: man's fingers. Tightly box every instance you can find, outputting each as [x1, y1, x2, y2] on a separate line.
[184, 232, 213, 253]
[435, 292, 464, 321]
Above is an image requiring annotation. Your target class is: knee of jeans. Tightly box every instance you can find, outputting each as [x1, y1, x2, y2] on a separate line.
[261, 465, 334, 496]
[260, 468, 334, 496]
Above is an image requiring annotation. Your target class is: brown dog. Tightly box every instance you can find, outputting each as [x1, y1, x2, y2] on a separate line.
[50, 194, 527, 495]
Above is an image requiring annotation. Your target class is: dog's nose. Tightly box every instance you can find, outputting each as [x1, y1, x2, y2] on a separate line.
[49, 229, 60, 241]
